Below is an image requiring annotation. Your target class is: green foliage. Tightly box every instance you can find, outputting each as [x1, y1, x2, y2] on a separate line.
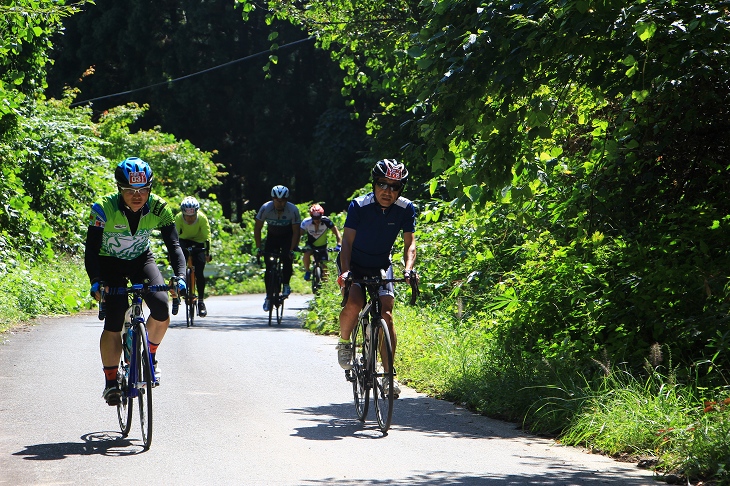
[0, 1, 94, 139]
[0, 255, 89, 333]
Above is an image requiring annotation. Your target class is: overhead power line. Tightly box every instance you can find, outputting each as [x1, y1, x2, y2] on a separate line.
[69, 36, 315, 107]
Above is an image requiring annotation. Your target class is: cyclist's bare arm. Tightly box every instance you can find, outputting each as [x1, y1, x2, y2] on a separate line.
[289, 222, 299, 252]
[253, 218, 264, 249]
[339, 227, 356, 274]
[332, 225, 343, 246]
[403, 231, 417, 283]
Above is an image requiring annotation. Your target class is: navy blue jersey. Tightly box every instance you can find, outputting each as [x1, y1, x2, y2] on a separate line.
[344, 193, 416, 269]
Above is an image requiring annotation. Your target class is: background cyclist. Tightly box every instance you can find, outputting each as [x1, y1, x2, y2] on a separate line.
[254, 185, 301, 311]
[175, 196, 212, 317]
[85, 157, 186, 406]
[300, 203, 342, 281]
[336, 159, 418, 399]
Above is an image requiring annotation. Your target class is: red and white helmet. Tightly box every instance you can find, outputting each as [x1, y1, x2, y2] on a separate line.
[372, 159, 409, 184]
[309, 204, 324, 218]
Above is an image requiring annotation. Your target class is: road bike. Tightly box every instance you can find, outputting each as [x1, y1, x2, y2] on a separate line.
[181, 245, 203, 327]
[260, 251, 287, 326]
[309, 247, 339, 294]
[98, 279, 177, 450]
[342, 270, 419, 433]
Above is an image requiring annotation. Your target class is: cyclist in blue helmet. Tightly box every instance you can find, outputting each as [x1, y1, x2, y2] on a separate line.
[254, 185, 301, 311]
[85, 157, 187, 406]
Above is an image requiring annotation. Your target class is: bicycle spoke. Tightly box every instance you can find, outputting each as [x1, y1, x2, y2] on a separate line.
[373, 318, 394, 433]
[137, 325, 153, 450]
[117, 358, 132, 436]
[351, 317, 369, 421]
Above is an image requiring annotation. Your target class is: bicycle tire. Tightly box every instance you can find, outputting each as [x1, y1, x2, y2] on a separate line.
[373, 318, 394, 433]
[276, 298, 284, 325]
[351, 316, 369, 421]
[117, 358, 133, 437]
[311, 265, 322, 294]
[185, 267, 196, 327]
[136, 324, 153, 450]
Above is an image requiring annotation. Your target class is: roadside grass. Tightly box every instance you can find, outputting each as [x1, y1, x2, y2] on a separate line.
[301, 284, 730, 484]
[0, 256, 89, 333]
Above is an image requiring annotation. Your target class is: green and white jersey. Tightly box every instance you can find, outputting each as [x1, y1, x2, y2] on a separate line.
[88, 193, 176, 260]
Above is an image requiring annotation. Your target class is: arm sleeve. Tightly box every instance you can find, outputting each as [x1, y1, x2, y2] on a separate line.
[201, 213, 211, 243]
[160, 223, 186, 277]
[84, 226, 104, 283]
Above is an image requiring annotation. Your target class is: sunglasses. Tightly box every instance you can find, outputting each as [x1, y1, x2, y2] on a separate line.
[375, 181, 403, 192]
[121, 187, 151, 196]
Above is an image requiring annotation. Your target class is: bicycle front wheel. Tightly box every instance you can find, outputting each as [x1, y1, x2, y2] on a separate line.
[311, 265, 322, 294]
[136, 324, 154, 450]
[117, 358, 132, 437]
[276, 298, 284, 325]
[373, 318, 394, 433]
[351, 317, 369, 421]
[185, 267, 196, 327]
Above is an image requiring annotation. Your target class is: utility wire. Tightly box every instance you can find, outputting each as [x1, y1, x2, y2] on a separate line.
[70, 36, 315, 107]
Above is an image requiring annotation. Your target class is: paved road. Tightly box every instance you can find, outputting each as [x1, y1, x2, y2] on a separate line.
[0, 294, 657, 485]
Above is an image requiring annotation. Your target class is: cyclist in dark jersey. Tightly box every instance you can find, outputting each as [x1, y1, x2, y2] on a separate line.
[336, 159, 418, 399]
[254, 185, 301, 311]
[85, 157, 187, 406]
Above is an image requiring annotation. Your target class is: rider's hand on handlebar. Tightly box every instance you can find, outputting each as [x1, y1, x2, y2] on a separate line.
[206, 253, 212, 263]
[404, 269, 419, 285]
[90, 281, 102, 301]
[337, 271, 352, 288]
[170, 276, 186, 297]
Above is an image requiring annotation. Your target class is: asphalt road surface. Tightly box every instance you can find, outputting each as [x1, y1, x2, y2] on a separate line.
[0, 294, 658, 485]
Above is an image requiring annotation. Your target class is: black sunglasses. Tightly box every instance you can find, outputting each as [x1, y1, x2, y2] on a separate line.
[375, 181, 403, 192]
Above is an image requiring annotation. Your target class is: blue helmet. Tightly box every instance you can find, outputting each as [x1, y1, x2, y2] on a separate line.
[115, 157, 153, 188]
[271, 185, 290, 199]
[181, 196, 200, 215]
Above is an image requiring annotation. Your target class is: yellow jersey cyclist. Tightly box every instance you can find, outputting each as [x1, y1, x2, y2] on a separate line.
[175, 196, 212, 317]
[300, 204, 342, 281]
[85, 157, 186, 406]
[254, 185, 301, 311]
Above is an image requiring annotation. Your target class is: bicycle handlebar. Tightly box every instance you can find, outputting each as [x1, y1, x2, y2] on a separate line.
[96, 279, 181, 321]
[341, 273, 420, 308]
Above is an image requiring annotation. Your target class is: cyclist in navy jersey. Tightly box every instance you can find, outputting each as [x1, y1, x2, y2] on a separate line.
[336, 159, 418, 399]
[254, 185, 301, 311]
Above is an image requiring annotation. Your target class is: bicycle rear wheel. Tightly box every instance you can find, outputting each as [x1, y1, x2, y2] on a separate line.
[135, 324, 153, 450]
[351, 317, 369, 421]
[373, 318, 394, 433]
[117, 358, 132, 437]
[185, 267, 196, 327]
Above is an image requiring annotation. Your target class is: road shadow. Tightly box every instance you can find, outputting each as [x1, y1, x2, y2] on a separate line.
[288, 398, 526, 441]
[297, 470, 658, 485]
[287, 399, 658, 485]
[169, 313, 304, 331]
[12, 432, 145, 459]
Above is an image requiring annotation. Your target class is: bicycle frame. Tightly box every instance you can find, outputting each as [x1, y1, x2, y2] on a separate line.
[98, 281, 172, 450]
[342, 270, 419, 433]
[261, 251, 286, 325]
